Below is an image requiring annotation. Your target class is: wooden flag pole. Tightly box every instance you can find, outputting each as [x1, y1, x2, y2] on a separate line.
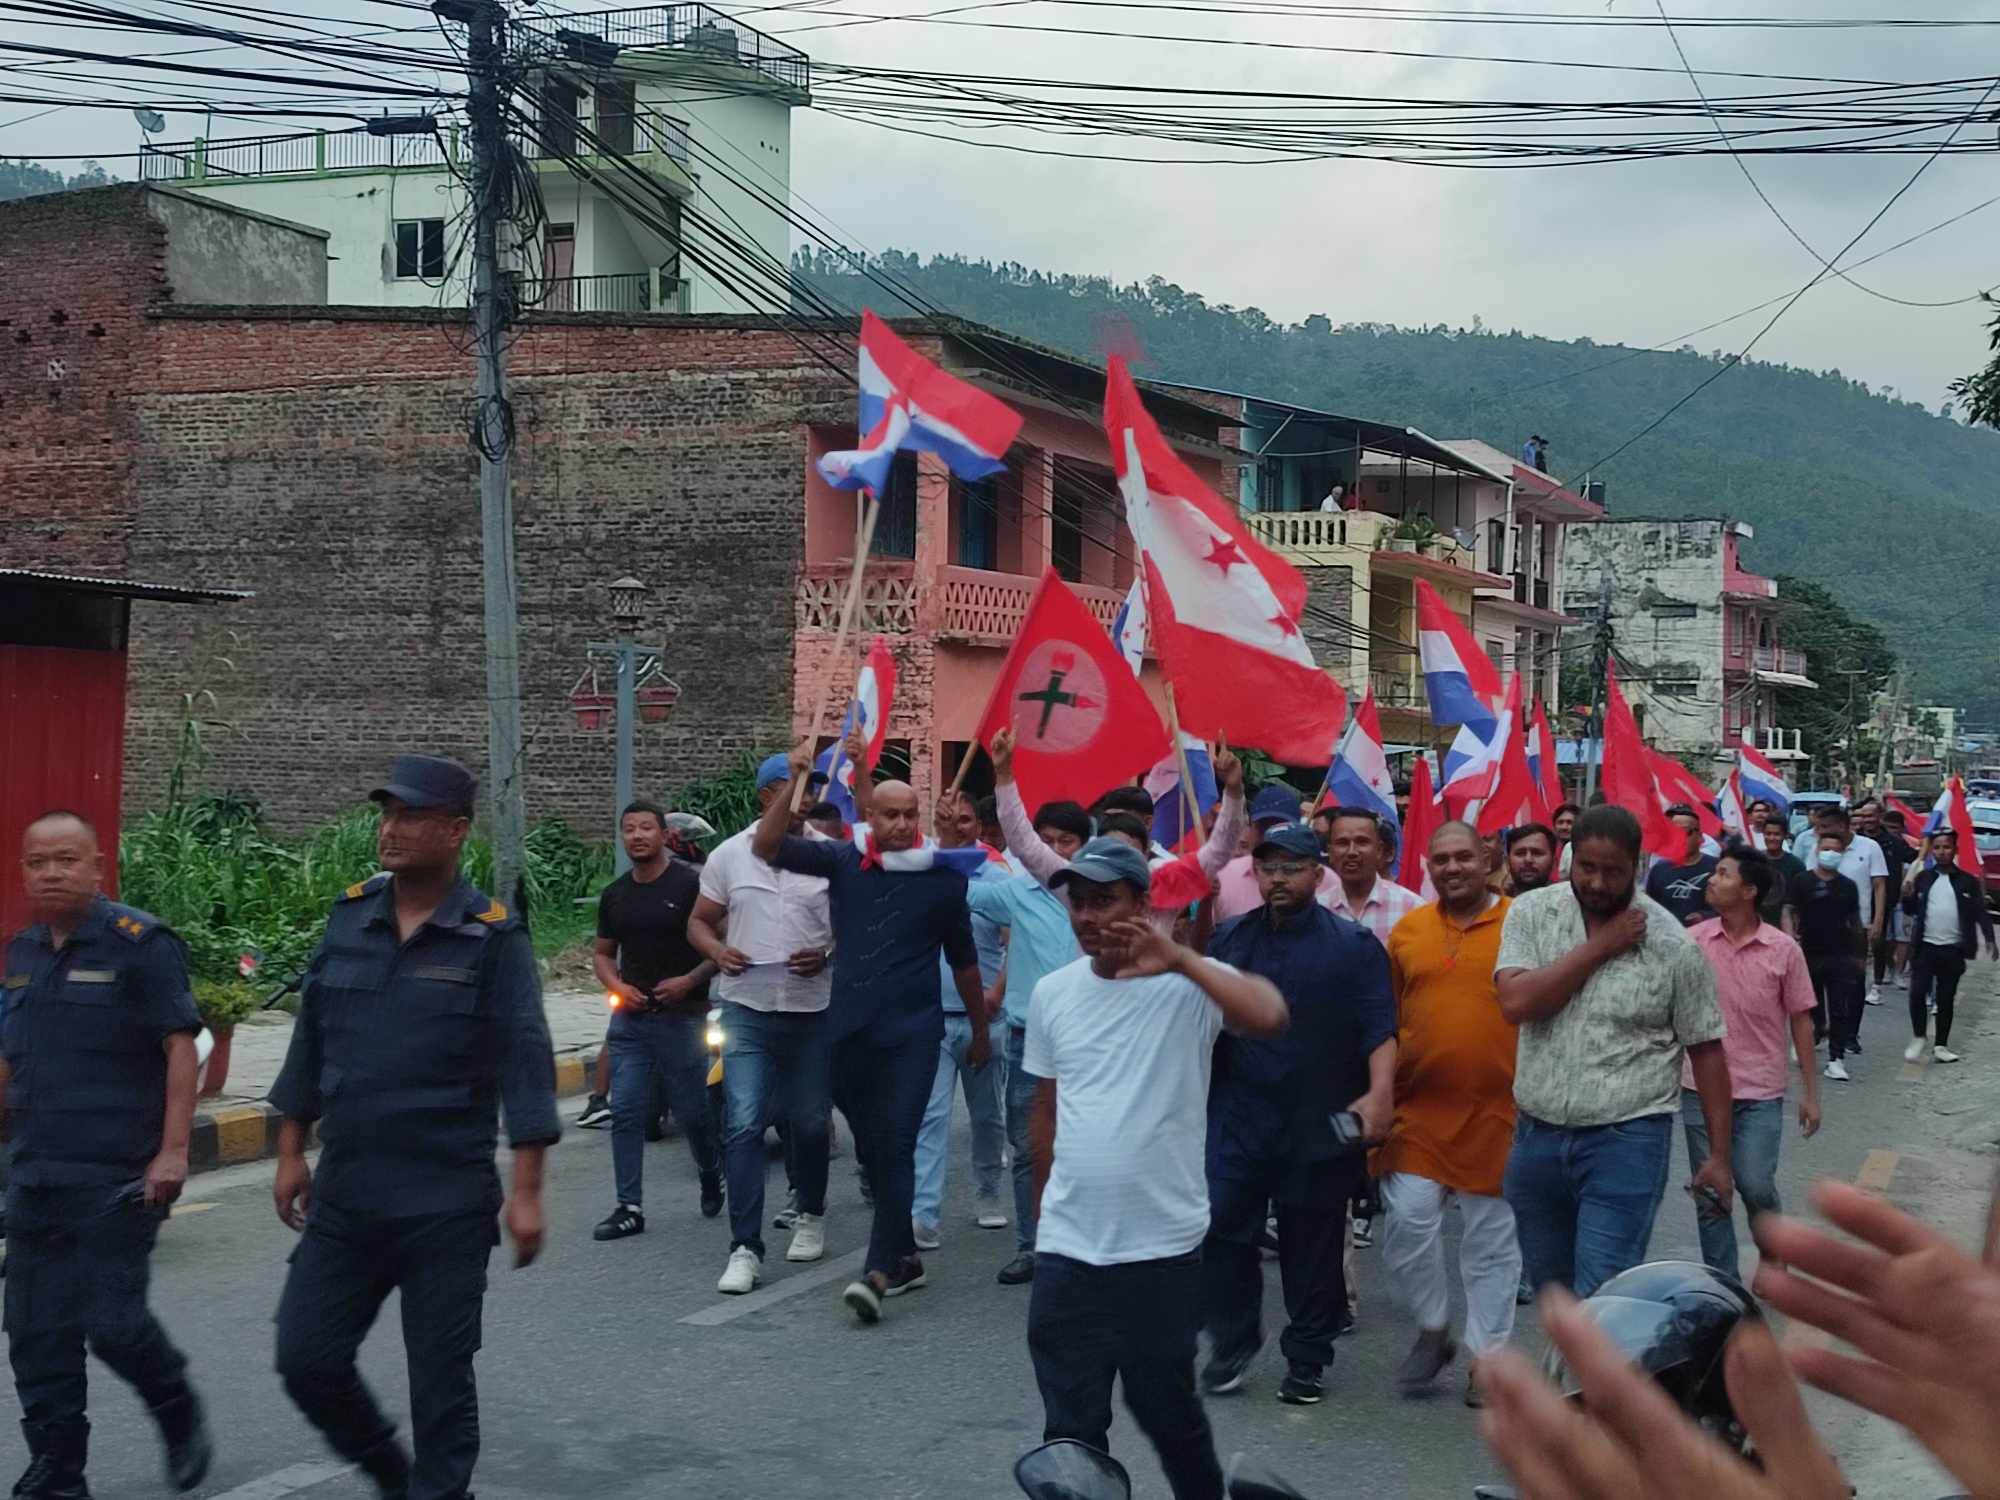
[945, 743, 978, 800]
[1163, 685, 1203, 843]
[793, 492, 882, 813]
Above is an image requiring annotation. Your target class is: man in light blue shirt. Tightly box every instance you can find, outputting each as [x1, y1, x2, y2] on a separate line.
[965, 799, 1092, 1286]
[1790, 806, 1827, 868]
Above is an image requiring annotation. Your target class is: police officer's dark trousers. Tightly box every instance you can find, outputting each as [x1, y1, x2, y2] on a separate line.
[1203, 1156, 1359, 1371]
[5, 1184, 193, 1462]
[276, 1200, 496, 1500]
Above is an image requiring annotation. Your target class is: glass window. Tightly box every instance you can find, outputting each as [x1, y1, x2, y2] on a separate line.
[393, 218, 445, 280]
[870, 452, 918, 560]
[954, 474, 999, 570]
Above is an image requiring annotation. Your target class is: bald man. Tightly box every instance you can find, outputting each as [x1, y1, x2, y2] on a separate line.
[753, 747, 989, 1324]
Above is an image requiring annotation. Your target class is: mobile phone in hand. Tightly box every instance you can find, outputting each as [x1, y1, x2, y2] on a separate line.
[1329, 1110, 1366, 1151]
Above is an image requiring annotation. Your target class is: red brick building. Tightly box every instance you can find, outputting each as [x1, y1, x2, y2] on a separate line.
[0, 184, 1240, 833]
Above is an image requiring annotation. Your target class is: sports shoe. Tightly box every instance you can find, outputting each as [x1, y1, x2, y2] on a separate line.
[1200, 1341, 1261, 1395]
[843, 1278, 882, 1325]
[1904, 1035, 1928, 1062]
[1277, 1362, 1324, 1406]
[912, 1220, 941, 1251]
[1350, 1215, 1374, 1249]
[772, 1189, 801, 1231]
[975, 1197, 1009, 1230]
[699, 1172, 725, 1219]
[717, 1246, 762, 1295]
[786, 1212, 825, 1263]
[997, 1252, 1036, 1285]
[592, 1205, 645, 1241]
[881, 1257, 927, 1297]
[1396, 1328, 1456, 1393]
[1823, 1060, 1851, 1082]
[1934, 1046, 1962, 1064]
[1864, 986, 1883, 1007]
[574, 1093, 613, 1129]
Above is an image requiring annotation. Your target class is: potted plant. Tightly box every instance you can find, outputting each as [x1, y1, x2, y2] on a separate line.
[192, 977, 259, 1097]
[1389, 514, 1437, 554]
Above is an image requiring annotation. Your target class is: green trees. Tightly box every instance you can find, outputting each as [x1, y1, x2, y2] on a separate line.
[1948, 296, 2000, 432]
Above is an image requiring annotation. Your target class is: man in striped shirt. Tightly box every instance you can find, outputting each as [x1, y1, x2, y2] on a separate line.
[1320, 807, 1423, 945]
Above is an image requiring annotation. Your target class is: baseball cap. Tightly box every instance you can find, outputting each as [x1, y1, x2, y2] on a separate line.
[756, 752, 828, 791]
[1252, 822, 1324, 863]
[1049, 836, 1153, 894]
[370, 754, 476, 812]
[1250, 784, 1301, 826]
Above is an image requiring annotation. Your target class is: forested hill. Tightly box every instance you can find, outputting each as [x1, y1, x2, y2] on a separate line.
[795, 249, 2000, 715]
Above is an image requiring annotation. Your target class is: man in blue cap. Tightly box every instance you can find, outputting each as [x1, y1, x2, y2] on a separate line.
[2, 809, 213, 1497]
[1215, 785, 1336, 921]
[688, 752, 835, 1293]
[270, 754, 561, 1500]
[1200, 821, 1397, 1407]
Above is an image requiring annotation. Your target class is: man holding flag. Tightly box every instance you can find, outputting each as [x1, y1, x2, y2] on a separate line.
[1901, 826, 1997, 1065]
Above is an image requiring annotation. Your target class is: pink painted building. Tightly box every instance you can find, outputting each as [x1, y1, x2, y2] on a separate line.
[794, 327, 1241, 797]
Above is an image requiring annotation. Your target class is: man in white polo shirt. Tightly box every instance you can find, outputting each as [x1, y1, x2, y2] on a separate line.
[1023, 837, 1288, 1500]
[689, 754, 835, 1294]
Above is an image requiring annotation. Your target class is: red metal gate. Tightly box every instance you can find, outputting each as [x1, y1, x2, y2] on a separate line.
[0, 645, 126, 936]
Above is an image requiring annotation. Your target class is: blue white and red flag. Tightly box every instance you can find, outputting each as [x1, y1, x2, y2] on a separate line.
[1735, 740, 1794, 819]
[1144, 735, 1217, 853]
[814, 637, 896, 823]
[1416, 579, 1502, 734]
[1321, 687, 1400, 838]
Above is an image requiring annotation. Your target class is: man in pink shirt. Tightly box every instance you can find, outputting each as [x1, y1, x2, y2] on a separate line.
[1682, 844, 1821, 1280]
[1216, 786, 1335, 921]
[1318, 807, 1423, 946]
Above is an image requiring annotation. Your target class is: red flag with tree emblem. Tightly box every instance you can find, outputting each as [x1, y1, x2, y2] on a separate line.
[973, 568, 1171, 814]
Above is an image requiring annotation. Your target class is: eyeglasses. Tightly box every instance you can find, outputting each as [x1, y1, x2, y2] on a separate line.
[1254, 860, 1317, 878]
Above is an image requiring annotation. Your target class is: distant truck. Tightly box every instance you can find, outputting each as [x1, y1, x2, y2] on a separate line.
[1895, 760, 1943, 802]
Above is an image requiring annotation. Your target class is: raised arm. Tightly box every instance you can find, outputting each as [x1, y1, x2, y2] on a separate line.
[752, 743, 815, 864]
[991, 727, 1068, 887]
[1195, 747, 1248, 879]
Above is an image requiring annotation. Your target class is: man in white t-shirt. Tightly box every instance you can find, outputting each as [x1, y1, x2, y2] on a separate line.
[1022, 836, 1288, 1500]
[1824, 806, 1888, 954]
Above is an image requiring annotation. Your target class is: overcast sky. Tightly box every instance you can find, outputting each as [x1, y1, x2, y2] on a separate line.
[8, 0, 1996, 407]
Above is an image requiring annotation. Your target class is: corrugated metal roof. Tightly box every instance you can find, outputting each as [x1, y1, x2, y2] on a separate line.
[0, 569, 252, 604]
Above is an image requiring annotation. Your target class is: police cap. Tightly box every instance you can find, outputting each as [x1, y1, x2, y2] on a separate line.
[370, 754, 477, 814]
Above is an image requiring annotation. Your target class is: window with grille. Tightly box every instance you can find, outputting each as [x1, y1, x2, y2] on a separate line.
[870, 453, 919, 560]
[393, 218, 445, 280]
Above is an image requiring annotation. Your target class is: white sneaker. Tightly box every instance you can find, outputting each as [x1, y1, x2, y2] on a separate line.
[975, 1198, 1009, 1230]
[717, 1246, 762, 1295]
[787, 1212, 825, 1263]
[1824, 1060, 1851, 1081]
[912, 1221, 941, 1251]
[1864, 986, 1883, 1006]
[1934, 1047, 1962, 1064]
[1904, 1035, 1928, 1063]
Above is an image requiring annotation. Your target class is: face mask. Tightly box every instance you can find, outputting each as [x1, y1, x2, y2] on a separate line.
[1817, 850, 1843, 870]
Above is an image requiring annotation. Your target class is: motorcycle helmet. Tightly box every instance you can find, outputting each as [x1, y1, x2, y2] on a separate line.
[1542, 1260, 1761, 1453]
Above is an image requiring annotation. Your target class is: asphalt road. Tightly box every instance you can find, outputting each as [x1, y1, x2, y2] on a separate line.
[8, 965, 2000, 1500]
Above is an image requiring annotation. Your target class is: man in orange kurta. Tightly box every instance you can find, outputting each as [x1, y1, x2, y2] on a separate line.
[1376, 821, 1523, 1407]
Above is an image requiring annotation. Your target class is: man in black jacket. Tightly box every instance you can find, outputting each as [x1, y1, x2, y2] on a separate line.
[1901, 830, 1997, 1065]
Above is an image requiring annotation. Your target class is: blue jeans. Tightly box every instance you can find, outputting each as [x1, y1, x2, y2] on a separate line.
[608, 1008, 717, 1210]
[1005, 1025, 1039, 1253]
[1679, 1091, 1782, 1282]
[719, 1002, 831, 1259]
[1504, 1112, 1673, 1298]
[912, 1014, 1007, 1232]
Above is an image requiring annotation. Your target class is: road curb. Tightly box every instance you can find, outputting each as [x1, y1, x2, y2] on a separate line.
[190, 1046, 601, 1176]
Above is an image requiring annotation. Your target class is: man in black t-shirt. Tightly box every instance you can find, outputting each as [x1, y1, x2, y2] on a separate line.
[1786, 826, 1866, 1080]
[1757, 818, 1807, 928]
[591, 800, 721, 1242]
[1644, 805, 1719, 926]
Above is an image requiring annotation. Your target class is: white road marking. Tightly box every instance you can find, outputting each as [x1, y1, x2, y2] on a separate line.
[206, 1461, 354, 1498]
[679, 1248, 867, 1326]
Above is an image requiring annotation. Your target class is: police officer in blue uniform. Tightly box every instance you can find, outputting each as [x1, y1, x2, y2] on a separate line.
[270, 756, 561, 1500]
[1, 809, 213, 1498]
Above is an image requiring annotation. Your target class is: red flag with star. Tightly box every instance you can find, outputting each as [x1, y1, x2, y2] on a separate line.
[1104, 358, 1346, 763]
[972, 568, 1171, 814]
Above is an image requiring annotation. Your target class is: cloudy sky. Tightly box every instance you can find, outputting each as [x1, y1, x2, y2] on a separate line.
[8, 0, 1996, 406]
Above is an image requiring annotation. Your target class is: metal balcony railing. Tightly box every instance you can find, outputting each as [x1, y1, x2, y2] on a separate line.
[139, 127, 453, 182]
[521, 272, 655, 314]
[522, 4, 810, 94]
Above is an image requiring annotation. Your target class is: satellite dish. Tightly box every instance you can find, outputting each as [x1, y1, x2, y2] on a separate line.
[134, 108, 167, 135]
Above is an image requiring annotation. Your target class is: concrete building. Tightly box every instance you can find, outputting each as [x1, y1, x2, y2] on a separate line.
[1559, 516, 1814, 769]
[0, 183, 1249, 834]
[138, 4, 808, 315]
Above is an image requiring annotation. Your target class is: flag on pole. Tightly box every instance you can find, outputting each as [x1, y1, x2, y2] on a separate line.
[1111, 575, 1147, 678]
[1924, 777, 1982, 867]
[1396, 752, 1441, 898]
[1105, 357, 1347, 764]
[1735, 740, 1794, 819]
[1601, 665, 1682, 859]
[814, 637, 897, 823]
[1718, 770, 1751, 840]
[1647, 748, 1724, 841]
[817, 310, 1025, 493]
[1321, 687, 1400, 839]
[1476, 678, 1538, 836]
[1883, 792, 1927, 847]
[1444, 675, 1519, 822]
[1416, 579, 1502, 730]
[1144, 735, 1217, 853]
[972, 567, 1171, 814]
[1527, 698, 1562, 822]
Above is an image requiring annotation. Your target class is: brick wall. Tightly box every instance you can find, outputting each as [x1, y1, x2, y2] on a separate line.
[125, 310, 850, 832]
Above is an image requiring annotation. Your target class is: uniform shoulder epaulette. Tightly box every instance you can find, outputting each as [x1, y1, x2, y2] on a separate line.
[105, 904, 161, 943]
[337, 872, 393, 904]
[472, 898, 510, 925]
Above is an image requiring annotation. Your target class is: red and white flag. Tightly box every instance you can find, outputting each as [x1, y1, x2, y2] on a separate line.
[972, 567, 1171, 814]
[1602, 665, 1683, 859]
[1476, 677, 1541, 836]
[1104, 358, 1346, 764]
[1397, 753, 1441, 898]
[1647, 748, 1724, 842]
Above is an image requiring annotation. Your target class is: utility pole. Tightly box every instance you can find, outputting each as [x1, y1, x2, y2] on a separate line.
[1872, 666, 1904, 798]
[1582, 572, 1612, 804]
[449, 0, 528, 910]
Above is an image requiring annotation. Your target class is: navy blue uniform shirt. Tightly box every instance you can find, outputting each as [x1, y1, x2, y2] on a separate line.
[270, 875, 562, 1216]
[770, 837, 977, 1045]
[2, 896, 200, 1187]
[1205, 903, 1394, 1181]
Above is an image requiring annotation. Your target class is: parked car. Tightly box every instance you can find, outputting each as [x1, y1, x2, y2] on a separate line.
[1786, 790, 1846, 838]
[1967, 800, 2000, 907]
